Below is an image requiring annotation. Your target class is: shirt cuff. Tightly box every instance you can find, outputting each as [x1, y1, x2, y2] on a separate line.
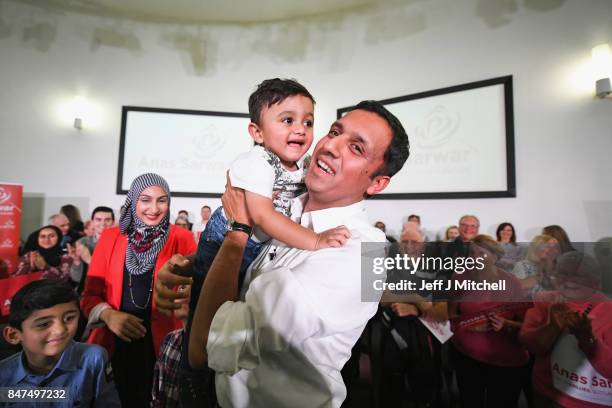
[206, 301, 253, 375]
[88, 302, 112, 326]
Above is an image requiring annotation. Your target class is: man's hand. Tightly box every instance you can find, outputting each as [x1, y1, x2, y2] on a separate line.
[153, 254, 194, 316]
[391, 302, 419, 317]
[100, 309, 147, 342]
[222, 172, 252, 227]
[315, 226, 351, 249]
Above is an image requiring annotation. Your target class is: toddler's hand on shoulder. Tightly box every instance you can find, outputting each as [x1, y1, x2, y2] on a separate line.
[315, 226, 350, 249]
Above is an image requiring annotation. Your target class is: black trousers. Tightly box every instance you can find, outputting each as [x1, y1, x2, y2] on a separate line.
[111, 329, 156, 408]
[453, 347, 529, 408]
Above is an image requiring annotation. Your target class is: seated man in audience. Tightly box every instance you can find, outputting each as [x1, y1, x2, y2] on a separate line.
[69, 206, 115, 291]
[154, 100, 410, 407]
[0, 279, 121, 407]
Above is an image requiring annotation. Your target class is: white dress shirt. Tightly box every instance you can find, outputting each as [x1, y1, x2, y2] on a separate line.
[207, 196, 385, 408]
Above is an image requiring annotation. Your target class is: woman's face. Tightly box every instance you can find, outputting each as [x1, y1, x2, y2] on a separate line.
[447, 227, 459, 241]
[499, 225, 513, 243]
[38, 228, 59, 249]
[135, 186, 169, 226]
[537, 239, 559, 262]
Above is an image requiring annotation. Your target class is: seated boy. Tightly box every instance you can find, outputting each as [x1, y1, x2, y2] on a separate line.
[0, 279, 120, 407]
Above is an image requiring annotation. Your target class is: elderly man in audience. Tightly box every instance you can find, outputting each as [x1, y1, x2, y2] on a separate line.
[49, 213, 80, 249]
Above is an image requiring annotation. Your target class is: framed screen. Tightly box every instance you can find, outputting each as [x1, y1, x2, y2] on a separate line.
[117, 106, 251, 197]
[338, 76, 516, 199]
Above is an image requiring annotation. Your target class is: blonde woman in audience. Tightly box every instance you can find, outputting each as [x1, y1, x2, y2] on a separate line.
[512, 235, 560, 298]
[519, 252, 612, 408]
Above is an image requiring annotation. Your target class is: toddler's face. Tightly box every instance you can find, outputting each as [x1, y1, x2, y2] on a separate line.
[253, 94, 314, 169]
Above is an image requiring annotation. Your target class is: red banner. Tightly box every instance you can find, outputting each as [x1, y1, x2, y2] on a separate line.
[0, 272, 44, 317]
[0, 183, 23, 279]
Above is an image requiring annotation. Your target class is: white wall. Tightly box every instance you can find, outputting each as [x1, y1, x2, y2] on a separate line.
[1, 0, 611, 241]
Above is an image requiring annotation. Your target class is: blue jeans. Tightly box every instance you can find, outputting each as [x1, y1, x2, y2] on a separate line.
[179, 206, 263, 407]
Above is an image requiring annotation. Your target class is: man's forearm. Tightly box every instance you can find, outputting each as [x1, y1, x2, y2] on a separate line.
[188, 231, 248, 369]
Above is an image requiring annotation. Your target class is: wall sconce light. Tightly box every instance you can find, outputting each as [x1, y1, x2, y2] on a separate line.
[72, 95, 86, 129]
[592, 44, 612, 98]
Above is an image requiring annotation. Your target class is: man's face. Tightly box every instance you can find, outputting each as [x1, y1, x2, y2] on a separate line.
[9, 302, 79, 364]
[53, 215, 70, 236]
[305, 109, 392, 210]
[92, 211, 114, 237]
[459, 216, 479, 241]
[201, 207, 211, 221]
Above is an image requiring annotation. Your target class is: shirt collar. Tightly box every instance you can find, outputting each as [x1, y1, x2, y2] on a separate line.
[295, 196, 367, 233]
[12, 341, 78, 383]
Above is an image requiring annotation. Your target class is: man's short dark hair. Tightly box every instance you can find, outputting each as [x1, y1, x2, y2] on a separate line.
[179, 210, 188, 215]
[351, 100, 410, 178]
[202, 205, 211, 210]
[91, 206, 115, 221]
[248, 78, 315, 125]
[408, 214, 420, 222]
[9, 280, 79, 330]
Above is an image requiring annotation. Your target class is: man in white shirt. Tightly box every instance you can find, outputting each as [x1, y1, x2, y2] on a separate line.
[192, 205, 212, 242]
[154, 100, 410, 407]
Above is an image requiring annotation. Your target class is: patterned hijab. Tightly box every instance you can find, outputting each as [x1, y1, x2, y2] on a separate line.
[120, 173, 171, 276]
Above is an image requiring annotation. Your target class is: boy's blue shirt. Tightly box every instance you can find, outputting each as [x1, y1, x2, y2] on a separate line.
[0, 341, 120, 407]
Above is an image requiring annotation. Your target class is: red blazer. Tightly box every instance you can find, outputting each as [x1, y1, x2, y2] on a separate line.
[81, 225, 197, 356]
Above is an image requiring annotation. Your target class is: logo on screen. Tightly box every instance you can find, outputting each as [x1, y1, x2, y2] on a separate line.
[0, 188, 11, 204]
[415, 106, 459, 150]
[192, 126, 226, 159]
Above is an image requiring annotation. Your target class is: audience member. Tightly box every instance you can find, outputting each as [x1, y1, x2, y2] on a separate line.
[378, 223, 447, 407]
[83, 220, 95, 237]
[0, 279, 121, 406]
[542, 225, 575, 253]
[374, 221, 397, 243]
[178, 210, 193, 231]
[61, 204, 85, 236]
[519, 252, 612, 408]
[174, 215, 190, 230]
[151, 284, 191, 408]
[449, 235, 530, 408]
[444, 225, 460, 242]
[80, 173, 197, 407]
[496, 222, 525, 272]
[512, 234, 559, 298]
[13, 225, 73, 282]
[192, 205, 212, 243]
[70, 206, 115, 292]
[49, 213, 80, 249]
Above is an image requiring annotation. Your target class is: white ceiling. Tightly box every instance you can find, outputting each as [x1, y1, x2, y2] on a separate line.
[24, 0, 385, 24]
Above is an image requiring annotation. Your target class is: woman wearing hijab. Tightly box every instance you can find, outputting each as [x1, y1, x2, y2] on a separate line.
[81, 173, 197, 407]
[13, 225, 73, 281]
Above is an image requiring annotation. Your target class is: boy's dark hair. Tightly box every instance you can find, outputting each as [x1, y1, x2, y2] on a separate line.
[248, 78, 315, 125]
[9, 280, 79, 330]
[351, 100, 410, 179]
[91, 206, 115, 221]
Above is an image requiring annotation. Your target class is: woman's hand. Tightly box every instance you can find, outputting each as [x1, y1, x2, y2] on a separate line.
[489, 313, 507, 332]
[31, 251, 47, 270]
[100, 309, 147, 342]
[66, 243, 80, 266]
